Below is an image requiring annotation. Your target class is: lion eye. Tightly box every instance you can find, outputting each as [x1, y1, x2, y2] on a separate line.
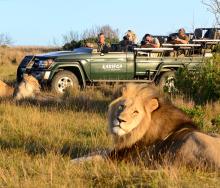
[118, 105, 124, 111]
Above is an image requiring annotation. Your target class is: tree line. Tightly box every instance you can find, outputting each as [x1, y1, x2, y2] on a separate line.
[62, 25, 120, 50]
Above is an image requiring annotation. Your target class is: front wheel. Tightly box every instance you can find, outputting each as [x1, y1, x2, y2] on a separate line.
[51, 70, 79, 94]
[158, 71, 177, 93]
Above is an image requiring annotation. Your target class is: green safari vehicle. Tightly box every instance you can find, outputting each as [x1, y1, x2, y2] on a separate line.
[16, 40, 216, 94]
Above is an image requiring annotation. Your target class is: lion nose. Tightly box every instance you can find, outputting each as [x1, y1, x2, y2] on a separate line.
[117, 117, 126, 124]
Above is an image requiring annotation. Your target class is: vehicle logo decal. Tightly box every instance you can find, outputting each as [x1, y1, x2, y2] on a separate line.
[102, 64, 122, 71]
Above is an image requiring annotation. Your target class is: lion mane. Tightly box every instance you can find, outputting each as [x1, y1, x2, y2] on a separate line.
[13, 74, 41, 100]
[105, 83, 220, 168]
[72, 83, 220, 169]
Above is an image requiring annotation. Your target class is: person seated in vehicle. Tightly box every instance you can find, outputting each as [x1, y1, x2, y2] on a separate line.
[119, 30, 138, 51]
[119, 36, 133, 51]
[97, 33, 109, 53]
[173, 28, 189, 44]
[141, 34, 160, 48]
[125, 30, 138, 45]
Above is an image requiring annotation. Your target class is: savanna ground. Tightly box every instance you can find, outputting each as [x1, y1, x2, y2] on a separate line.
[0, 46, 220, 187]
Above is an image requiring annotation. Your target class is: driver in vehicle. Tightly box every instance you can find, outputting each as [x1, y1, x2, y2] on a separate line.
[97, 33, 109, 53]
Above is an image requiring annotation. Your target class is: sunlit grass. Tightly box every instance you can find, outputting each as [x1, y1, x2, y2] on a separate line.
[0, 46, 59, 82]
[0, 50, 220, 187]
[0, 64, 17, 81]
[0, 89, 219, 187]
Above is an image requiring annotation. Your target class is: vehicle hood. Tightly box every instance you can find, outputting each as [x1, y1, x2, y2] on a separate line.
[35, 48, 93, 59]
[35, 51, 76, 58]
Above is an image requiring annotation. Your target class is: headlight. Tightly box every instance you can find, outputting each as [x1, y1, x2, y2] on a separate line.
[38, 59, 54, 69]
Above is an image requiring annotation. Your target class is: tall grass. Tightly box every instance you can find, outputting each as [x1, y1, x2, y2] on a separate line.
[0, 48, 220, 187]
[0, 88, 219, 187]
[0, 46, 60, 66]
[0, 46, 61, 82]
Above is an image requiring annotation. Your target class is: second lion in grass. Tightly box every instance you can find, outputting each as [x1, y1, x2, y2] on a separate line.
[13, 74, 41, 100]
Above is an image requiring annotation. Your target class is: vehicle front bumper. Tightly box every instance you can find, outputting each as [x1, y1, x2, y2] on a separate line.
[30, 70, 51, 81]
[17, 67, 52, 84]
[29, 70, 52, 85]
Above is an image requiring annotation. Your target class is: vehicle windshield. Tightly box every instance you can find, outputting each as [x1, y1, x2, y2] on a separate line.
[73, 47, 93, 54]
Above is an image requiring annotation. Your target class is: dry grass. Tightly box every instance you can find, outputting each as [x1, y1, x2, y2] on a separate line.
[0, 46, 60, 66]
[0, 46, 61, 82]
[0, 48, 220, 187]
[0, 92, 220, 187]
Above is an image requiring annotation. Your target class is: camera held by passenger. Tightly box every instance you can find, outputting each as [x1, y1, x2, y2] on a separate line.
[167, 34, 178, 43]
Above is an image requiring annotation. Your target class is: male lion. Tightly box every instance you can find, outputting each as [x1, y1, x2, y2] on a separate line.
[73, 83, 220, 169]
[0, 80, 14, 97]
[13, 74, 41, 100]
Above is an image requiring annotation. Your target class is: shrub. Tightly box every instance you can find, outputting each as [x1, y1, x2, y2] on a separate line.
[62, 25, 120, 50]
[211, 115, 220, 127]
[175, 55, 220, 105]
[181, 106, 205, 128]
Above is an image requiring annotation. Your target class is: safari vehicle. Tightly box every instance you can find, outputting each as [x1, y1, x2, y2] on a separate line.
[16, 29, 220, 94]
[193, 28, 220, 40]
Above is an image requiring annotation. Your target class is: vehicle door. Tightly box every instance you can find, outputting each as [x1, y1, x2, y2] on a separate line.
[90, 52, 127, 80]
[135, 52, 162, 77]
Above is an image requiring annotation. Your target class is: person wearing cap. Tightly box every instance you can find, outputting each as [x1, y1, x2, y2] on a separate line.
[174, 28, 189, 44]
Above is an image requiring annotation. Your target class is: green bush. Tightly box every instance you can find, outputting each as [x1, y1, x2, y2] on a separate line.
[181, 106, 205, 128]
[175, 55, 220, 105]
[211, 115, 220, 127]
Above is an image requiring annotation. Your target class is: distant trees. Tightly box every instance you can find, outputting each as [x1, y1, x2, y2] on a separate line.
[62, 25, 119, 50]
[80, 25, 119, 40]
[0, 33, 12, 46]
[202, 0, 220, 25]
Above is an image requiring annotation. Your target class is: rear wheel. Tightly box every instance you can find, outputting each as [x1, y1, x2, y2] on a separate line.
[158, 71, 177, 93]
[51, 70, 79, 94]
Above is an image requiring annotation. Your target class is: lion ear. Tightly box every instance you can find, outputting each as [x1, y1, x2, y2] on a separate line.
[147, 98, 159, 112]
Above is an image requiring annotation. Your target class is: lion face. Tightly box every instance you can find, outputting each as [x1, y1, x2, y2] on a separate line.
[109, 97, 146, 136]
[13, 74, 40, 100]
[108, 84, 159, 138]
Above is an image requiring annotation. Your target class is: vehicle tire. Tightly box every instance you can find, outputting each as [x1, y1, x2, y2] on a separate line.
[158, 71, 177, 93]
[51, 70, 79, 94]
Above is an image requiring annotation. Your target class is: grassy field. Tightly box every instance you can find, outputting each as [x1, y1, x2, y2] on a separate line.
[0, 47, 220, 187]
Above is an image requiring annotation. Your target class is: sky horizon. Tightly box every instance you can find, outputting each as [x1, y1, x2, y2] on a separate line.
[0, 0, 216, 46]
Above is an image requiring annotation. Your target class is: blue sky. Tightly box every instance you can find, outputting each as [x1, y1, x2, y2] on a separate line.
[0, 0, 215, 46]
